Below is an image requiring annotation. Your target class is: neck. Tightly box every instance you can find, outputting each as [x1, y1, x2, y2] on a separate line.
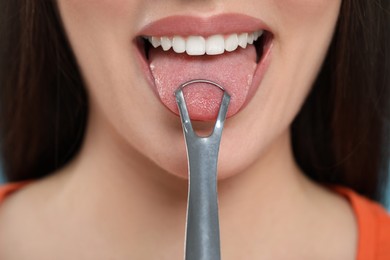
[54, 105, 314, 258]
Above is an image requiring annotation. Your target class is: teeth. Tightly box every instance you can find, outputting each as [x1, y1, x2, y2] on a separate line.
[161, 36, 172, 51]
[247, 33, 254, 44]
[172, 36, 186, 53]
[145, 30, 264, 56]
[206, 35, 225, 55]
[225, 34, 239, 52]
[238, 33, 248, 48]
[186, 36, 206, 55]
[150, 36, 161, 48]
[254, 30, 264, 41]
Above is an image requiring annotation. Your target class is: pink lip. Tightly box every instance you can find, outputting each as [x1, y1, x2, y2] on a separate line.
[138, 13, 270, 37]
[134, 13, 273, 120]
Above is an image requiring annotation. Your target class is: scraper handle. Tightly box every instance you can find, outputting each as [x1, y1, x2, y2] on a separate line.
[175, 79, 230, 260]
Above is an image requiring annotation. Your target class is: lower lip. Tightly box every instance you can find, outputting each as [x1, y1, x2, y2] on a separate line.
[133, 37, 273, 120]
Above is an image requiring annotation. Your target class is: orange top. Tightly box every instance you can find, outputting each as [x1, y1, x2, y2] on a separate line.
[0, 182, 389, 259]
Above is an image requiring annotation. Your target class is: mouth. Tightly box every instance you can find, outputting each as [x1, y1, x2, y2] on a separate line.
[134, 14, 273, 121]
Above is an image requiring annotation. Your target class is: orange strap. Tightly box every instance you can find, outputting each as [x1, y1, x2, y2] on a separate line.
[334, 187, 390, 260]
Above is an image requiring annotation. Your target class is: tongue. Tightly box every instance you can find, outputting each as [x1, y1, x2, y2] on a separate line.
[149, 46, 257, 121]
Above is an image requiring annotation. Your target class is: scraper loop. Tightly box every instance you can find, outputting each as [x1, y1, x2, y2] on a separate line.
[175, 79, 230, 260]
[175, 79, 230, 139]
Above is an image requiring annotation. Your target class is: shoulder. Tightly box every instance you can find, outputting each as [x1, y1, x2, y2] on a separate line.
[0, 179, 63, 259]
[333, 187, 390, 260]
[0, 181, 32, 205]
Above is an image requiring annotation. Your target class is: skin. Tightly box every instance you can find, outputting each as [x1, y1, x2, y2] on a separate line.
[0, 0, 358, 259]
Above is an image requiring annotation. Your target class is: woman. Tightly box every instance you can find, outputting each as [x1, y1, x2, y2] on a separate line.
[0, 0, 389, 259]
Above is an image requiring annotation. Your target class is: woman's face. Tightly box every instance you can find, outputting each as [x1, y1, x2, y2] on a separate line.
[57, 0, 341, 179]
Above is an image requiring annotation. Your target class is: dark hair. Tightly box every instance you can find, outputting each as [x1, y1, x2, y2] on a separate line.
[0, 1, 88, 181]
[291, 0, 390, 203]
[1, 1, 389, 203]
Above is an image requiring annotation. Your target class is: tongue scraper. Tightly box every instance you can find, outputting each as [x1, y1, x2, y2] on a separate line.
[175, 79, 230, 260]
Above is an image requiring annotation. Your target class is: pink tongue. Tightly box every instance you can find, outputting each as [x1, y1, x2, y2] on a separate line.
[149, 46, 257, 121]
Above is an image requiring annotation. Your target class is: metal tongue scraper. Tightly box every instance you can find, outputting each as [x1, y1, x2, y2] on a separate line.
[175, 79, 231, 260]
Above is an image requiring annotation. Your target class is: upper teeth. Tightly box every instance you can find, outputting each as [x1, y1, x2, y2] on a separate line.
[145, 30, 263, 56]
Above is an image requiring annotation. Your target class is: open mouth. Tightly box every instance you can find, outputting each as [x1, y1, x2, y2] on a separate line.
[134, 15, 273, 121]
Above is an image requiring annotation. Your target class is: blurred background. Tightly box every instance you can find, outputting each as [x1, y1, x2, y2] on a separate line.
[0, 161, 3, 184]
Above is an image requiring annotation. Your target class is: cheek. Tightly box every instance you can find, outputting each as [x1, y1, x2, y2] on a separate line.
[248, 0, 342, 149]
[270, 0, 342, 38]
[56, 0, 149, 130]
[270, 0, 342, 76]
[57, 0, 144, 37]
[275, 0, 339, 17]
[56, 0, 173, 165]
[56, 0, 140, 91]
[59, 0, 130, 18]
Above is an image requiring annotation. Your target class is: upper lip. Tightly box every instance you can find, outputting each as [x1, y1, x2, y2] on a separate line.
[138, 13, 270, 37]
